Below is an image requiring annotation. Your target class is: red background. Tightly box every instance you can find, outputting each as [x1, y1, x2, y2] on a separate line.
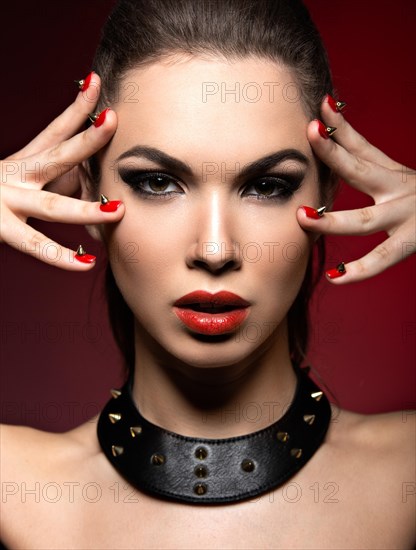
[1, 0, 415, 431]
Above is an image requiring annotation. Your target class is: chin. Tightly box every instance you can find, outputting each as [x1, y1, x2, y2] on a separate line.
[150, 326, 279, 371]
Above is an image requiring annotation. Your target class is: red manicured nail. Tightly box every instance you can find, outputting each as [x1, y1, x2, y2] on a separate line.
[94, 108, 109, 128]
[74, 245, 96, 264]
[326, 94, 347, 113]
[75, 71, 93, 92]
[88, 108, 110, 128]
[316, 120, 337, 139]
[326, 262, 346, 279]
[100, 200, 122, 213]
[81, 71, 93, 92]
[301, 205, 326, 219]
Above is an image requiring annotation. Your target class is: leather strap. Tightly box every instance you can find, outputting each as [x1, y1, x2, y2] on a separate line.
[97, 366, 331, 504]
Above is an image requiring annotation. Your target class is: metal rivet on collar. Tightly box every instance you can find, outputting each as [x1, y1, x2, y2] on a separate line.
[290, 448, 302, 459]
[303, 414, 316, 425]
[194, 465, 208, 478]
[111, 445, 124, 457]
[194, 483, 207, 495]
[241, 459, 255, 472]
[195, 447, 208, 460]
[110, 389, 122, 399]
[277, 431, 290, 442]
[108, 413, 121, 424]
[130, 426, 142, 437]
[311, 391, 323, 401]
[151, 454, 165, 465]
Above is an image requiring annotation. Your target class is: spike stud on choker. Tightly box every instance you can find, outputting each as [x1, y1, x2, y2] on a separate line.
[97, 365, 332, 504]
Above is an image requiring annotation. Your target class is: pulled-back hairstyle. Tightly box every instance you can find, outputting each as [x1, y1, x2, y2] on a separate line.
[89, 0, 338, 376]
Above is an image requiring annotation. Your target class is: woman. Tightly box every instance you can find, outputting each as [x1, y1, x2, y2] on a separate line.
[1, 0, 415, 548]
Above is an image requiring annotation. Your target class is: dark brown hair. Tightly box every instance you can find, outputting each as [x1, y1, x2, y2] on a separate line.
[89, 0, 338, 376]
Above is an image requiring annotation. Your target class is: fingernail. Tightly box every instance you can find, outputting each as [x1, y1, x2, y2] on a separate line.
[75, 244, 96, 264]
[74, 71, 93, 92]
[88, 108, 110, 128]
[316, 120, 337, 139]
[326, 262, 346, 279]
[326, 94, 347, 113]
[301, 205, 326, 219]
[100, 194, 122, 213]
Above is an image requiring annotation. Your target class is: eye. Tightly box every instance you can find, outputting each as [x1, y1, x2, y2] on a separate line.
[243, 176, 300, 201]
[118, 169, 184, 198]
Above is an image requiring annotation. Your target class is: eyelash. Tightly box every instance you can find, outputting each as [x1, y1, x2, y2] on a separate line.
[119, 170, 182, 200]
[119, 170, 302, 202]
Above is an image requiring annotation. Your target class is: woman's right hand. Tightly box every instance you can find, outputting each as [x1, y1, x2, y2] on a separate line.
[0, 72, 124, 270]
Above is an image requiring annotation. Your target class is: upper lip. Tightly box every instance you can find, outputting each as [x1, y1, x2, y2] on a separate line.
[173, 291, 250, 308]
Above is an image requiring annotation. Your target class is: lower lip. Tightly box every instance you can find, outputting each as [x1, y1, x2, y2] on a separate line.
[173, 307, 249, 335]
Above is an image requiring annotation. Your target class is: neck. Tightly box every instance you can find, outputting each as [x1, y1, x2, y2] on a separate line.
[131, 323, 297, 438]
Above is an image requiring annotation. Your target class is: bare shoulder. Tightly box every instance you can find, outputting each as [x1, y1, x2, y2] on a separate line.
[0, 419, 102, 509]
[0, 419, 107, 547]
[0, 419, 100, 478]
[329, 406, 415, 464]
[325, 406, 415, 523]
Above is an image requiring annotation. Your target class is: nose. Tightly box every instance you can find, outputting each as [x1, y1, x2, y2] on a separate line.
[186, 191, 241, 274]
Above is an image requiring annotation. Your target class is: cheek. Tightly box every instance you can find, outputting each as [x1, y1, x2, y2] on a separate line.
[243, 210, 312, 318]
[103, 204, 188, 295]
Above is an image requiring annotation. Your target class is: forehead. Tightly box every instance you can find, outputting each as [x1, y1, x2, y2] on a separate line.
[110, 56, 312, 163]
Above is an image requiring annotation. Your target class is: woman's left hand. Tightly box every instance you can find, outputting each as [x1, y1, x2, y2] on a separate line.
[297, 95, 415, 283]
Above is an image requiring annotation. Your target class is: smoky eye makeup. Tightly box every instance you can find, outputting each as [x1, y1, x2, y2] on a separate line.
[117, 162, 306, 203]
[241, 171, 304, 202]
[118, 167, 185, 200]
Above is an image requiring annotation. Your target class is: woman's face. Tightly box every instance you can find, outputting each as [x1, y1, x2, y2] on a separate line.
[98, 56, 320, 369]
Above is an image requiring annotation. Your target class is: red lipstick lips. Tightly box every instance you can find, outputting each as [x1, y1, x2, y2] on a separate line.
[173, 291, 250, 335]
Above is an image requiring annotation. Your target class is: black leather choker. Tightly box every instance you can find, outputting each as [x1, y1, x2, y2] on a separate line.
[97, 366, 331, 504]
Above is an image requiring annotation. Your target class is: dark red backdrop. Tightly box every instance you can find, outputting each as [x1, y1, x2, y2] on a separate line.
[1, 1, 415, 431]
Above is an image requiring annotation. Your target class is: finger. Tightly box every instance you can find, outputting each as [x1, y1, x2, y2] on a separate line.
[15, 108, 117, 188]
[307, 120, 393, 197]
[324, 226, 415, 285]
[4, 185, 125, 225]
[320, 95, 402, 171]
[296, 201, 407, 237]
[12, 72, 102, 160]
[1, 214, 97, 271]
[44, 166, 81, 196]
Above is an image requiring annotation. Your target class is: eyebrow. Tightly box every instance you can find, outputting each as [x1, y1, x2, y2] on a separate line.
[116, 146, 309, 179]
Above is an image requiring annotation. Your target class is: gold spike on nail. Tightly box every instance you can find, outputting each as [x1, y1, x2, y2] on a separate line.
[130, 426, 142, 437]
[88, 112, 99, 124]
[74, 79, 84, 90]
[337, 262, 346, 273]
[311, 391, 323, 401]
[277, 431, 290, 443]
[110, 389, 122, 399]
[108, 413, 122, 424]
[100, 194, 109, 205]
[336, 100, 347, 111]
[326, 126, 337, 137]
[76, 244, 86, 256]
[303, 414, 316, 425]
[317, 206, 326, 217]
[290, 448, 302, 459]
[111, 445, 124, 457]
